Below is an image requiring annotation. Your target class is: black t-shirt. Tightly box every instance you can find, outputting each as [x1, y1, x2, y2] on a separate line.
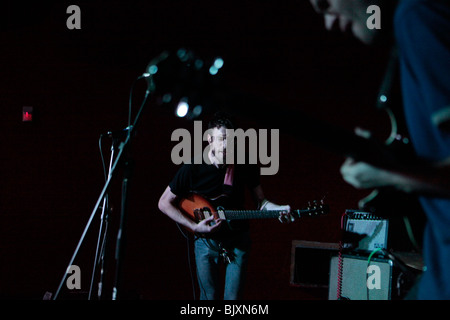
[169, 161, 260, 236]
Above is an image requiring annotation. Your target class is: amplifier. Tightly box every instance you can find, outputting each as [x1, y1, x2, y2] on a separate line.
[328, 254, 393, 300]
[343, 210, 389, 252]
[290, 240, 340, 288]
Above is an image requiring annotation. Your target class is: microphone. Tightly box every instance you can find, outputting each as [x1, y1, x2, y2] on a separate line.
[145, 50, 170, 75]
[125, 52, 169, 96]
[103, 126, 133, 138]
[141, 51, 171, 93]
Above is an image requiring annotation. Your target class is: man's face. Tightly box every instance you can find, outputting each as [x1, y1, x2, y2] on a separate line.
[309, 0, 384, 44]
[208, 126, 229, 164]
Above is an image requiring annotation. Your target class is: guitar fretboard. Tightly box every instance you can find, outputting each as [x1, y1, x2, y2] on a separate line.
[220, 209, 319, 220]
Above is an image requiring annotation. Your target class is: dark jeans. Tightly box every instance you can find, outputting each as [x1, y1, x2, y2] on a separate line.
[194, 231, 251, 300]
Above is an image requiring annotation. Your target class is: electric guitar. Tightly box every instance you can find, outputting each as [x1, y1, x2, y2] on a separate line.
[178, 193, 329, 233]
[355, 47, 415, 212]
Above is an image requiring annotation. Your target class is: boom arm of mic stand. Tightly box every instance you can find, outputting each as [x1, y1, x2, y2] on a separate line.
[52, 81, 153, 300]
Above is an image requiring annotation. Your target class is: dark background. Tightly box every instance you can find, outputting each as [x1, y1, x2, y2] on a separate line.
[1, 1, 394, 300]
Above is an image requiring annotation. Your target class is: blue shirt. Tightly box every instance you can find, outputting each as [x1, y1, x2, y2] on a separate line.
[395, 0, 450, 299]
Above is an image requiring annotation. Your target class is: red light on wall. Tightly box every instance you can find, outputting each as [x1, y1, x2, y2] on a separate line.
[22, 106, 33, 122]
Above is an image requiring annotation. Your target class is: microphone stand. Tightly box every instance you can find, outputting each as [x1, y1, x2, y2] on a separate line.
[112, 151, 133, 300]
[53, 74, 153, 300]
[87, 136, 117, 300]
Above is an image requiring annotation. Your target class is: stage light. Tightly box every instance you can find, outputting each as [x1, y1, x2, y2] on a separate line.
[194, 59, 204, 70]
[209, 57, 224, 76]
[148, 65, 158, 75]
[176, 99, 189, 117]
[162, 93, 172, 104]
[192, 105, 203, 117]
[209, 66, 218, 75]
[213, 58, 224, 69]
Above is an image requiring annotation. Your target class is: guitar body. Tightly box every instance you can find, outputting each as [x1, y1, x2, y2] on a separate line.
[359, 47, 416, 215]
[358, 106, 415, 213]
[178, 193, 226, 222]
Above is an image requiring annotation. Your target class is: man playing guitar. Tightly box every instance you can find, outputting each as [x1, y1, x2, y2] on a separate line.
[158, 112, 293, 300]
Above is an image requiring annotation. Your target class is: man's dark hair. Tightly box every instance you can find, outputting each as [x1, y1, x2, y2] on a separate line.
[207, 111, 235, 130]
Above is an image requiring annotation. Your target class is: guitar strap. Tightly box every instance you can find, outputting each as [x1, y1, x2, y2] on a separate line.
[222, 164, 234, 195]
[205, 164, 236, 262]
[224, 164, 234, 185]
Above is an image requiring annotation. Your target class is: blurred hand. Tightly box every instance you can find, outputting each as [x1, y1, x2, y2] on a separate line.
[340, 158, 395, 189]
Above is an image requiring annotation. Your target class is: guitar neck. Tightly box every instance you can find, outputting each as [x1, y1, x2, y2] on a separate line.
[222, 209, 314, 220]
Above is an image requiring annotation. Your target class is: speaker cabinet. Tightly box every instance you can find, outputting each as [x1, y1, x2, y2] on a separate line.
[328, 254, 393, 300]
[290, 240, 340, 288]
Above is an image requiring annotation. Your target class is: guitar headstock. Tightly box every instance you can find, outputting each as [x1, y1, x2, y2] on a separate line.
[297, 200, 329, 218]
